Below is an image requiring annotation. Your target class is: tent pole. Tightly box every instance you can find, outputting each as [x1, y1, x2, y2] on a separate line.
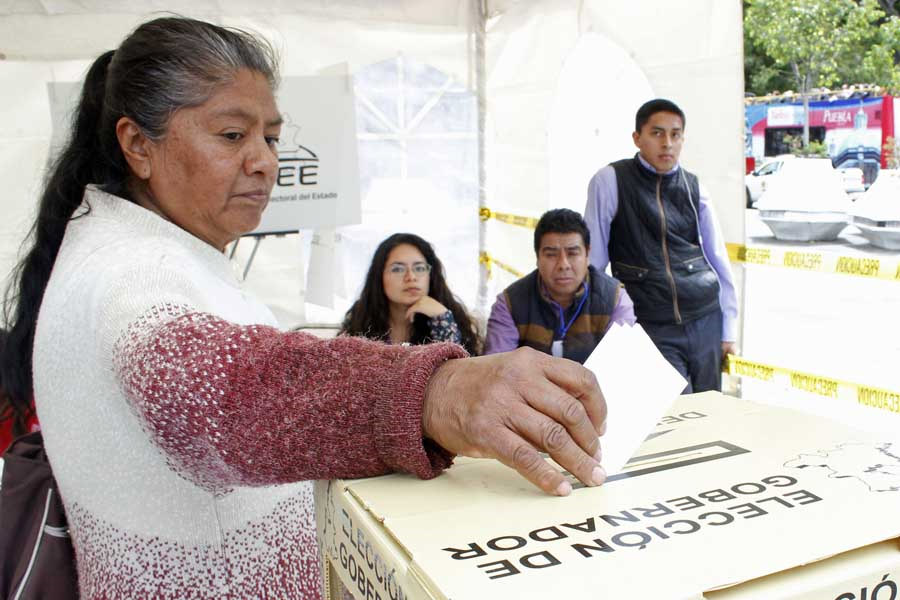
[474, 0, 489, 322]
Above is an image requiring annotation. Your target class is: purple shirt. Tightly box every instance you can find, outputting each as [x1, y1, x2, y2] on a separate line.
[483, 278, 637, 355]
[584, 155, 738, 342]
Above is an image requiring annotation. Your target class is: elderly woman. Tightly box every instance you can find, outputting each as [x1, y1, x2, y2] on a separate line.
[341, 233, 482, 355]
[0, 17, 607, 599]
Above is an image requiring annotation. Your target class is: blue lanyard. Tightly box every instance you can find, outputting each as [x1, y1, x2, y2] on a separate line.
[556, 280, 589, 340]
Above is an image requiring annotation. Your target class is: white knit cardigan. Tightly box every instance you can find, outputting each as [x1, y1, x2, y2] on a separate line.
[33, 187, 319, 598]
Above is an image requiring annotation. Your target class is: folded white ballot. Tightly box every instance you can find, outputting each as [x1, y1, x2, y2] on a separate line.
[582, 322, 687, 475]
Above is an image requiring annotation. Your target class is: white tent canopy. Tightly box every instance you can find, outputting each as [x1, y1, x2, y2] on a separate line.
[0, 0, 745, 329]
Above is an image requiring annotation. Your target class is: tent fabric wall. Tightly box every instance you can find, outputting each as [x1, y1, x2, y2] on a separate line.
[0, 2, 477, 322]
[481, 0, 744, 296]
[1, 1, 472, 28]
[0, 0, 745, 331]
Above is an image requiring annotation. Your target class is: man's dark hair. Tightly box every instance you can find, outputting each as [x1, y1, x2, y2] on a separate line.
[533, 209, 590, 254]
[635, 98, 685, 133]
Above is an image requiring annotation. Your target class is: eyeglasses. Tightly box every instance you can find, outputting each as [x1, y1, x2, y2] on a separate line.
[386, 262, 432, 278]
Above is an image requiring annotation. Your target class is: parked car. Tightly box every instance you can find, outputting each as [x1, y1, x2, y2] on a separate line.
[745, 155, 865, 208]
[754, 158, 852, 242]
[848, 169, 900, 250]
[745, 155, 792, 208]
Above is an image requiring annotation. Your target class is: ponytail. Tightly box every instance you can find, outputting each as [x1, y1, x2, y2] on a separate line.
[0, 50, 120, 433]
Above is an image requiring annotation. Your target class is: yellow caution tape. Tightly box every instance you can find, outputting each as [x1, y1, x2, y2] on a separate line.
[726, 354, 900, 416]
[478, 251, 492, 279]
[479, 251, 524, 279]
[478, 207, 532, 278]
[727, 242, 900, 282]
[477, 217, 898, 281]
[479, 207, 539, 230]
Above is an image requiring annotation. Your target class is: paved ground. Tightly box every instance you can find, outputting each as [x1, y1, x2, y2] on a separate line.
[738, 209, 900, 435]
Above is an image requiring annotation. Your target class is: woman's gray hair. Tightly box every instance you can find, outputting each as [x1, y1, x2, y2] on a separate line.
[1, 16, 281, 413]
[104, 16, 280, 141]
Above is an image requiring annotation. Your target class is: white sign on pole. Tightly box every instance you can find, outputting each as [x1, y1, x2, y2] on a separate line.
[254, 75, 361, 234]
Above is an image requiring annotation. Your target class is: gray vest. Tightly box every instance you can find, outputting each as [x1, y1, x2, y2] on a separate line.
[503, 266, 621, 364]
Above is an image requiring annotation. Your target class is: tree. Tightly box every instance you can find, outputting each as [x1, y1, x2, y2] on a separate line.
[841, 1, 900, 87]
[876, 0, 900, 16]
[744, 35, 794, 95]
[743, 1, 794, 95]
[782, 134, 829, 157]
[745, 0, 900, 145]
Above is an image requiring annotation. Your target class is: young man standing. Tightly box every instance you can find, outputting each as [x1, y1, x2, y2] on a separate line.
[584, 98, 737, 392]
[484, 208, 635, 363]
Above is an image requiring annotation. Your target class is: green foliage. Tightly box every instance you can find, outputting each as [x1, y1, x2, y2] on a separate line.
[782, 134, 829, 157]
[744, 0, 900, 94]
[744, 34, 794, 95]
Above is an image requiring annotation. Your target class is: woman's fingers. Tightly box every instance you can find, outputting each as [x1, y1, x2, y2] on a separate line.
[506, 404, 605, 489]
[422, 348, 609, 496]
[488, 428, 575, 496]
[406, 298, 427, 322]
[405, 296, 448, 321]
[518, 375, 601, 459]
[540, 356, 607, 436]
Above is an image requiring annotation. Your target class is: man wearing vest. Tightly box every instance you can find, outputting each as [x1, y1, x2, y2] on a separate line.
[484, 208, 636, 363]
[584, 98, 738, 392]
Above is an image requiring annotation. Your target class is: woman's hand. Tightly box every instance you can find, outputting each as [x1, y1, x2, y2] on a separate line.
[405, 296, 449, 321]
[422, 347, 607, 496]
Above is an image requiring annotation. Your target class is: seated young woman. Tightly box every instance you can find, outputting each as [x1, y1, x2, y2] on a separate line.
[341, 233, 481, 355]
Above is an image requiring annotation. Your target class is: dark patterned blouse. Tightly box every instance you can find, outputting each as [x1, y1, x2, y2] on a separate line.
[427, 310, 462, 345]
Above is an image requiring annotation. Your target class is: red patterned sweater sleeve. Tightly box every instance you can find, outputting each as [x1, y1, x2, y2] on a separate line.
[114, 311, 467, 491]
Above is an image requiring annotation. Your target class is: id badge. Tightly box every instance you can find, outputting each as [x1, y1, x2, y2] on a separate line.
[551, 339, 563, 358]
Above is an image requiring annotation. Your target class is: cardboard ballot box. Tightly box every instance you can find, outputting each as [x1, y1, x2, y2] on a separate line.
[315, 393, 900, 599]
